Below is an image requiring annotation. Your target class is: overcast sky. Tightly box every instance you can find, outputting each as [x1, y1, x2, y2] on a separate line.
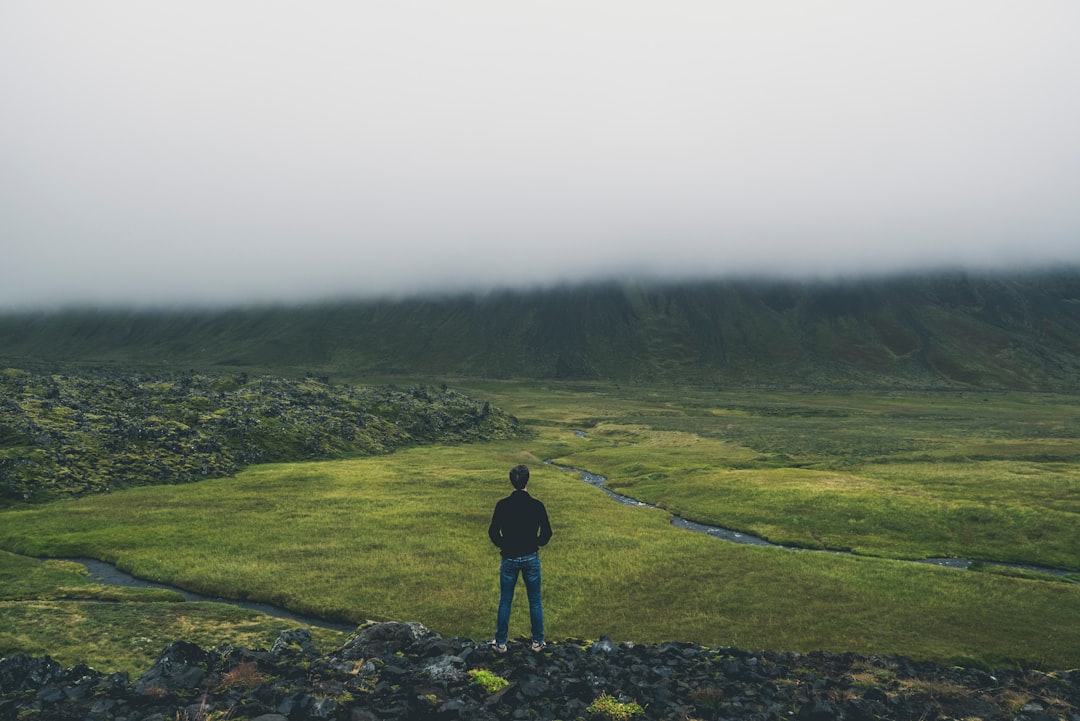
[2, 2, 1079, 309]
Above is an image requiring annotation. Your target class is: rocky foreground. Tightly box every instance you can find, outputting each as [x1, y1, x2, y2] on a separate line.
[2, 622, 1077, 721]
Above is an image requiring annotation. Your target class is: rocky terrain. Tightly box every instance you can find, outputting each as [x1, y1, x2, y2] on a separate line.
[2, 622, 1077, 721]
[0, 368, 522, 503]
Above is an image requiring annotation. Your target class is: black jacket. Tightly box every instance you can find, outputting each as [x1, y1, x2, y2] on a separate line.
[488, 490, 552, 558]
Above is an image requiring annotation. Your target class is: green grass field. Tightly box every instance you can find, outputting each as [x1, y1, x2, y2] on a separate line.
[2, 381, 1079, 673]
[0, 551, 348, 675]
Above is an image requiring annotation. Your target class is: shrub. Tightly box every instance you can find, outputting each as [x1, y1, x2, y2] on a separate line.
[217, 661, 268, 690]
[587, 692, 644, 720]
[468, 668, 509, 694]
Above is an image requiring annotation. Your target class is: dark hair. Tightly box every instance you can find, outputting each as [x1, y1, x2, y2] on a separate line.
[509, 464, 530, 490]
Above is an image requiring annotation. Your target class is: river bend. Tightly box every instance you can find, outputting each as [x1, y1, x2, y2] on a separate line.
[49, 455, 1072, 629]
[547, 460, 1074, 578]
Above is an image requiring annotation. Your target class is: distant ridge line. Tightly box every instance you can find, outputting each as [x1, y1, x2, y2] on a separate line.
[2, 269, 1080, 391]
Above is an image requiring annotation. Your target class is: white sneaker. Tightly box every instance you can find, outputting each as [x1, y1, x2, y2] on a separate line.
[531, 640, 546, 652]
[489, 639, 507, 653]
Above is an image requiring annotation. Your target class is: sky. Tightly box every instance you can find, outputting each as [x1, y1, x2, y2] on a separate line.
[2, 2, 1079, 309]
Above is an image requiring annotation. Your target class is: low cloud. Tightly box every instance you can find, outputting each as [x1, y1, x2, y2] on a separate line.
[2, 2, 1079, 308]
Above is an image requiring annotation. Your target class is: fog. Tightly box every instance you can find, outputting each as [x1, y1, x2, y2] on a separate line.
[2, 2, 1079, 309]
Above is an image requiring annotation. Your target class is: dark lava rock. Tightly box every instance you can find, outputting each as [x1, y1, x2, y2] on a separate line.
[2, 622, 1078, 721]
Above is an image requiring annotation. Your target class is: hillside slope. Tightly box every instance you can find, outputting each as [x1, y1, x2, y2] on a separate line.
[0, 369, 522, 503]
[3, 269, 1080, 390]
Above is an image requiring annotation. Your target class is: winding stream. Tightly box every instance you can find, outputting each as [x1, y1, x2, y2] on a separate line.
[547, 460, 1074, 578]
[49, 450, 1071, 628]
[62, 557, 355, 632]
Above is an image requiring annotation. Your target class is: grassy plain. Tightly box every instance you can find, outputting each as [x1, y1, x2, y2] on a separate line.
[458, 381, 1080, 568]
[1, 381, 1079, 672]
[0, 551, 348, 675]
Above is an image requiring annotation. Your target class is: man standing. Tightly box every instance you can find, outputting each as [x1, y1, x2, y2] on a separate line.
[488, 464, 552, 652]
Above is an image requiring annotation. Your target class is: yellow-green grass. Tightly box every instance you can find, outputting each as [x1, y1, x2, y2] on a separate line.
[451, 382, 1080, 570]
[0, 550, 348, 674]
[4, 383, 1080, 672]
[0, 553, 183, 603]
[571, 430, 1080, 569]
[1, 429, 1078, 670]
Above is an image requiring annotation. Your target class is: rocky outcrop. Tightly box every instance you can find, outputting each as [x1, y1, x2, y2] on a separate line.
[2, 622, 1078, 720]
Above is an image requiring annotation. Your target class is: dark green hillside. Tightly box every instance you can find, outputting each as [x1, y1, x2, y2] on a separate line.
[2, 269, 1080, 389]
[0, 368, 521, 503]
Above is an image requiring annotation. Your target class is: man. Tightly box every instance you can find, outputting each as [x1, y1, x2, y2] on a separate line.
[487, 464, 552, 652]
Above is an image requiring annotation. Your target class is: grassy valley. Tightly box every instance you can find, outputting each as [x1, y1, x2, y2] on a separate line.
[1, 379, 1079, 673]
[1, 271, 1079, 676]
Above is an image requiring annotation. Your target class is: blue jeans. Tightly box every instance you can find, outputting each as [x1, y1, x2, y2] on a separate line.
[495, 552, 544, 645]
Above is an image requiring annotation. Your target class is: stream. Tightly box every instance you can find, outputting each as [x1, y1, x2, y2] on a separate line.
[547, 460, 1075, 578]
[61, 557, 356, 632]
[50, 454, 1070, 629]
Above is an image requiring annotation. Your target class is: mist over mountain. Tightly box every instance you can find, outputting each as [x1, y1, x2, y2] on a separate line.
[4, 4, 1080, 309]
[3, 269, 1080, 391]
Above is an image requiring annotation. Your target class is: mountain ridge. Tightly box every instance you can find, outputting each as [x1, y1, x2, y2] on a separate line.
[3, 268, 1080, 390]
